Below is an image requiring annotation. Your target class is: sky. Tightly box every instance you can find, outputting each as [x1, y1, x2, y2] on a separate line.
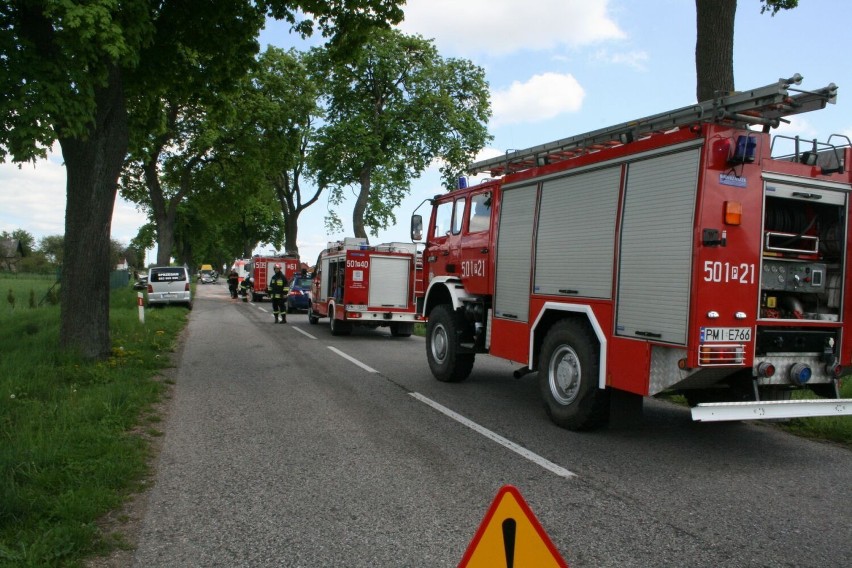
[2, 0, 851, 268]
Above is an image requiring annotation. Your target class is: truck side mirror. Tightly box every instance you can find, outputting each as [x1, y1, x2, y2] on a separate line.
[411, 214, 423, 241]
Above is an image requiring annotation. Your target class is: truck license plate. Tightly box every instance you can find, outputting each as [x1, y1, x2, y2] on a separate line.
[700, 327, 752, 342]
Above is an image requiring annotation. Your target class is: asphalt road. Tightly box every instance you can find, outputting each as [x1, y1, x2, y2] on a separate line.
[132, 283, 852, 567]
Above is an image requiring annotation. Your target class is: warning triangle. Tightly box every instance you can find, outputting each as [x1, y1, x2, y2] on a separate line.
[459, 485, 569, 568]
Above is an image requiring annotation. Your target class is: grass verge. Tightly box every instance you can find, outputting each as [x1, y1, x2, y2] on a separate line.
[0, 281, 189, 567]
[780, 381, 852, 446]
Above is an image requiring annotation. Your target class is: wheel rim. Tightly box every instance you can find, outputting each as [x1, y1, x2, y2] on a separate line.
[548, 345, 582, 405]
[431, 323, 449, 364]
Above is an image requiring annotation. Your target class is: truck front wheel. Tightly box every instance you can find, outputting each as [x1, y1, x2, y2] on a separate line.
[539, 320, 609, 430]
[426, 305, 474, 382]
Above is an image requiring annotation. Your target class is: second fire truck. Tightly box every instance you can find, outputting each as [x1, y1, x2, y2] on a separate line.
[309, 238, 423, 336]
[412, 74, 852, 430]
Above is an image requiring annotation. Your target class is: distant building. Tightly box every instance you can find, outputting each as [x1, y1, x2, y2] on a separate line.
[0, 239, 25, 272]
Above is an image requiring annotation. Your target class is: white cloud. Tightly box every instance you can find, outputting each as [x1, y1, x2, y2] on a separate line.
[491, 72, 585, 127]
[0, 157, 66, 237]
[0, 150, 148, 246]
[591, 49, 649, 71]
[398, 0, 625, 56]
[773, 116, 818, 139]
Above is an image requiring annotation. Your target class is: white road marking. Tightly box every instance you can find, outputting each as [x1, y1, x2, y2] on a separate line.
[292, 326, 317, 339]
[327, 346, 378, 373]
[409, 392, 577, 479]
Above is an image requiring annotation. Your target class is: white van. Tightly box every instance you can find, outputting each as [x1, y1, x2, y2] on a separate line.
[146, 266, 192, 309]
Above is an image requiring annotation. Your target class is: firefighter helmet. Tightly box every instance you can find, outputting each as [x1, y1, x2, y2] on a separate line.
[274, 263, 282, 269]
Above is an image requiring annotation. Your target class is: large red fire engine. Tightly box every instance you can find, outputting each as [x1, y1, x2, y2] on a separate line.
[412, 74, 852, 430]
[309, 238, 423, 336]
[247, 254, 300, 302]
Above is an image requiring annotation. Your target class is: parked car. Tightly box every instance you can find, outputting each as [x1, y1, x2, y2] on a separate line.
[146, 266, 192, 309]
[199, 269, 217, 284]
[287, 275, 313, 313]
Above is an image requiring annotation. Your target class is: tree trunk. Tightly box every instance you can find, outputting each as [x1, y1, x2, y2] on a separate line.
[155, 218, 176, 266]
[284, 213, 299, 256]
[58, 65, 128, 359]
[695, 0, 737, 102]
[352, 165, 372, 239]
[143, 157, 176, 266]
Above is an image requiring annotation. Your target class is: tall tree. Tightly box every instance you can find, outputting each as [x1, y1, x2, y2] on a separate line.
[121, 99, 220, 266]
[228, 47, 323, 256]
[38, 234, 65, 266]
[695, 0, 799, 101]
[0, 1, 403, 359]
[311, 29, 492, 238]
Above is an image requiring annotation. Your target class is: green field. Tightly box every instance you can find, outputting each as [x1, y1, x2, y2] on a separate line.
[0, 272, 59, 311]
[0, 277, 189, 567]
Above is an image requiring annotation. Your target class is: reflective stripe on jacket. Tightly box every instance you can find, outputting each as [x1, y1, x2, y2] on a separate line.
[268, 274, 289, 299]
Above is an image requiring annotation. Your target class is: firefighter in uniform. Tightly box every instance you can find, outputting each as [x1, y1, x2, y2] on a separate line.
[227, 270, 239, 299]
[269, 263, 289, 323]
[239, 274, 252, 302]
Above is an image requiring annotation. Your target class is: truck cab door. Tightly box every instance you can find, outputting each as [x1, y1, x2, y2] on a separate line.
[426, 195, 464, 282]
[459, 190, 493, 295]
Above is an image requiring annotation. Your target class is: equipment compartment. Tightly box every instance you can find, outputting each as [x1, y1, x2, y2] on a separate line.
[760, 189, 846, 320]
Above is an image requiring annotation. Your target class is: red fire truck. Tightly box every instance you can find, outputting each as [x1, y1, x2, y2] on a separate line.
[412, 74, 852, 430]
[309, 238, 423, 336]
[247, 254, 300, 302]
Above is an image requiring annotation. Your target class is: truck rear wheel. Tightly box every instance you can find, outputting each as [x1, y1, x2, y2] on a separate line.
[391, 323, 413, 337]
[539, 320, 609, 430]
[329, 305, 351, 336]
[426, 305, 474, 382]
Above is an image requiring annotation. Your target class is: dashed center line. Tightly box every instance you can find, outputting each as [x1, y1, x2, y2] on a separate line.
[308, 329, 574, 479]
[327, 346, 378, 373]
[410, 392, 577, 479]
[292, 326, 317, 339]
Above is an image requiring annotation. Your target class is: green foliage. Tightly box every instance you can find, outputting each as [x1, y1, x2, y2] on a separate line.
[37, 235, 65, 266]
[0, 1, 156, 161]
[0, 283, 189, 566]
[310, 28, 492, 237]
[220, 46, 325, 255]
[760, 0, 799, 15]
[16, 252, 51, 274]
[1, 0, 404, 358]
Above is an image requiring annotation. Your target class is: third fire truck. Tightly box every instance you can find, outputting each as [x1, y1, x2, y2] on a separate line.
[309, 238, 423, 336]
[412, 74, 852, 430]
[247, 254, 300, 302]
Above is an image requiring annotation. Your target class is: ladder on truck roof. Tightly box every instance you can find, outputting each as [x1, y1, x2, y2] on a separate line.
[469, 73, 838, 177]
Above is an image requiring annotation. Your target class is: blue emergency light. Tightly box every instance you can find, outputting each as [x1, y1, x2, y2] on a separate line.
[732, 135, 757, 163]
